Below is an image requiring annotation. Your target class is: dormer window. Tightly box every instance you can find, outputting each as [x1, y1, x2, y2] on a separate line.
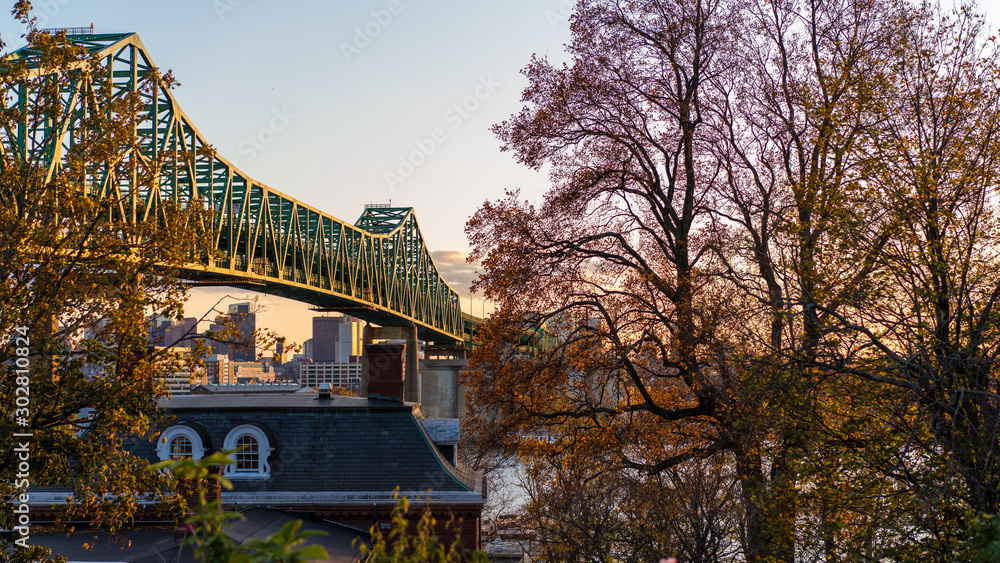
[223, 424, 273, 479]
[156, 425, 206, 462]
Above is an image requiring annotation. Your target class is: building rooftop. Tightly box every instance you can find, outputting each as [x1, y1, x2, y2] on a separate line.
[142, 394, 482, 496]
[158, 393, 410, 411]
[33, 508, 365, 562]
[422, 418, 460, 445]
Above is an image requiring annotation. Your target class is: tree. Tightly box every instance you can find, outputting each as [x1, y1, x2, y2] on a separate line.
[709, 0, 913, 558]
[356, 490, 487, 563]
[0, 5, 213, 560]
[515, 444, 741, 563]
[465, 0, 790, 558]
[466, 0, 1000, 560]
[830, 1, 1000, 544]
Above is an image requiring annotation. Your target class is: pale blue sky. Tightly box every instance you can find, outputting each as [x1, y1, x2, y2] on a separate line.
[5, 0, 1000, 347]
[3, 0, 575, 345]
[3, 0, 572, 248]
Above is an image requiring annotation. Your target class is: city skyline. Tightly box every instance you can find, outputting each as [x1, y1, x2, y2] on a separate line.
[0, 0, 578, 343]
[6, 0, 1000, 346]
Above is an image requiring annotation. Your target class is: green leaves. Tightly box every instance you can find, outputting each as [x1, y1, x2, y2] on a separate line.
[356, 490, 487, 563]
[152, 451, 330, 563]
[237, 521, 331, 563]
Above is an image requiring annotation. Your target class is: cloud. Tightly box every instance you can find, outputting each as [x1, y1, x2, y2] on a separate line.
[431, 250, 480, 295]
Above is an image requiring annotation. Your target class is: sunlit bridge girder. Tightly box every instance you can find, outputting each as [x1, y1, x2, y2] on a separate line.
[4, 32, 467, 343]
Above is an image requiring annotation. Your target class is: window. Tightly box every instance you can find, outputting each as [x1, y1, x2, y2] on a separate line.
[169, 435, 193, 460]
[156, 425, 206, 462]
[223, 424, 273, 479]
[235, 435, 259, 472]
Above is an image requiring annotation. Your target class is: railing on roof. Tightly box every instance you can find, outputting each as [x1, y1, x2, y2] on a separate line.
[364, 203, 392, 209]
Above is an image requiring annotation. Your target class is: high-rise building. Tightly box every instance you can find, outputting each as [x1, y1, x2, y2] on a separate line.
[209, 303, 256, 361]
[273, 340, 284, 366]
[163, 317, 199, 349]
[312, 317, 339, 363]
[312, 316, 362, 363]
[147, 315, 172, 346]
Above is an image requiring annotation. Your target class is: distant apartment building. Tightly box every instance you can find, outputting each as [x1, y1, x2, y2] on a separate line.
[203, 354, 233, 386]
[208, 302, 256, 361]
[153, 347, 204, 396]
[147, 315, 172, 346]
[312, 316, 362, 363]
[274, 361, 301, 382]
[163, 317, 199, 349]
[147, 316, 201, 354]
[298, 360, 361, 389]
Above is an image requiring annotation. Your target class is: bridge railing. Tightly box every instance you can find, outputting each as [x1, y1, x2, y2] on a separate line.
[41, 26, 93, 35]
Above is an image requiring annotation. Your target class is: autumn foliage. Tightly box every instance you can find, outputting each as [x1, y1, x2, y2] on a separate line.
[0, 6, 213, 561]
[464, 0, 1000, 561]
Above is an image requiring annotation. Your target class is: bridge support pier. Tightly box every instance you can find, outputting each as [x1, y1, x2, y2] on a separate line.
[404, 326, 419, 403]
[417, 356, 468, 419]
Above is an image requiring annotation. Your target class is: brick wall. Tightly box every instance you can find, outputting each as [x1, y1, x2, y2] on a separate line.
[366, 343, 405, 401]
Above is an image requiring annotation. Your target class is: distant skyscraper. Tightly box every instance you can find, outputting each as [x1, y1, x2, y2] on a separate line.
[274, 340, 284, 366]
[312, 316, 362, 363]
[209, 303, 256, 361]
[313, 317, 338, 363]
[340, 318, 363, 361]
[163, 317, 199, 349]
[147, 315, 172, 346]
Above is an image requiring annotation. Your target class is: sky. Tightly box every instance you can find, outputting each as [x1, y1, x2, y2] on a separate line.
[4, 0, 1000, 348]
[1, 0, 577, 346]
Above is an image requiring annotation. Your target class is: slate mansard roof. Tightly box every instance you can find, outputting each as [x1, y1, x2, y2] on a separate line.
[131, 394, 483, 499]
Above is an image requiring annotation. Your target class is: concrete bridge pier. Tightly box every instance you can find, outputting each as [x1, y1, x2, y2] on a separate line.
[418, 347, 468, 420]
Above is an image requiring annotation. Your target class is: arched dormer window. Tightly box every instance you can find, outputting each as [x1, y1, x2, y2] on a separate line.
[156, 425, 207, 462]
[223, 424, 273, 479]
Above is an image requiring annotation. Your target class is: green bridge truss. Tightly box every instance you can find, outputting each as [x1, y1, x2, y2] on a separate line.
[3, 32, 470, 344]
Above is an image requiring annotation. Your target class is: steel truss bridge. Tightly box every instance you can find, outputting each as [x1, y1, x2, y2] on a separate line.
[4, 32, 474, 344]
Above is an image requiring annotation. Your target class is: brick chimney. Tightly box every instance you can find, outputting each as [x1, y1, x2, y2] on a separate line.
[365, 343, 405, 401]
